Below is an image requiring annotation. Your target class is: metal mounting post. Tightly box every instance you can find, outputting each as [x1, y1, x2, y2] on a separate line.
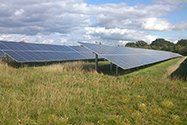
[21, 63, 23, 68]
[116, 65, 118, 75]
[110, 62, 113, 72]
[95, 53, 98, 72]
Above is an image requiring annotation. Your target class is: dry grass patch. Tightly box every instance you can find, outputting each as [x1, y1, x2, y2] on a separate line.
[0, 59, 186, 125]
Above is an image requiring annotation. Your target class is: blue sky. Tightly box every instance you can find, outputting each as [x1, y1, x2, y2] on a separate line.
[0, 0, 186, 45]
[165, 5, 187, 23]
[87, 0, 187, 24]
[86, 0, 187, 41]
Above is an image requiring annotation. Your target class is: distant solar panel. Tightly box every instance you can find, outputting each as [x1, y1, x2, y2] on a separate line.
[0, 41, 74, 51]
[3, 50, 90, 63]
[79, 42, 181, 70]
[70, 46, 95, 59]
[0, 41, 96, 63]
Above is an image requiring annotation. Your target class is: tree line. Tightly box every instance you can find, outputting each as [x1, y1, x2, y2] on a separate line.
[125, 39, 187, 56]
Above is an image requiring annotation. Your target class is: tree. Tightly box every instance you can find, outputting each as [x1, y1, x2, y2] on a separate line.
[125, 42, 137, 48]
[136, 41, 150, 49]
[176, 39, 187, 46]
[125, 38, 187, 56]
[150, 38, 175, 51]
[175, 39, 187, 55]
[125, 41, 150, 49]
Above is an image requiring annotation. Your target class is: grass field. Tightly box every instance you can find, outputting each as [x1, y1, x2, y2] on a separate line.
[0, 58, 187, 125]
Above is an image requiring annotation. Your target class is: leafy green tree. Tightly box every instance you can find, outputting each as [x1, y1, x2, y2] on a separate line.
[125, 41, 150, 49]
[150, 38, 175, 51]
[175, 39, 187, 55]
[125, 42, 137, 48]
[125, 38, 187, 56]
[176, 39, 187, 46]
[136, 41, 150, 49]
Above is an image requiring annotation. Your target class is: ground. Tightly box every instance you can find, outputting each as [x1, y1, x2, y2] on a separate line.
[165, 57, 187, 78]
[0, 58, 186, 125]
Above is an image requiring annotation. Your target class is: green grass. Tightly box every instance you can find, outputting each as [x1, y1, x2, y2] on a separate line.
[0, 59, 186, 125]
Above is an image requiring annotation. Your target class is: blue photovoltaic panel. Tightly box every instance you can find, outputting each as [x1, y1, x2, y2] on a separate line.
[0, 41, 73, 51]
[2, 50, 91, 63]
[71, 46, 91, 53]
[79, 42, 181, 70]
[0, 41, 96, 63]
[3, 50, 88, 63]
[70, 46, 95, 59]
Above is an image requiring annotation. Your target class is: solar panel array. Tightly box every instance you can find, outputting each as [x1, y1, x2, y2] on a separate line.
[0, 40, 181, 68]
[80, 42, 181, 70]
[0, 41, 95, 63]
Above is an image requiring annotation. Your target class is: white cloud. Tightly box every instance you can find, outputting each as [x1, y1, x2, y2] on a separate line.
[0, 33, 71, 45]
[85, 27, 136, 35]
[0, 0, 185, 45]
[142, 18, 173, 31]
[14, 9, 24, 16]
[84, 27, 157, 44]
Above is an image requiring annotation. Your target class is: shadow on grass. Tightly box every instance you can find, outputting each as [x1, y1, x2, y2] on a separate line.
[4, 57, 182, 77]
[82, 60, 171, 76]
[4, 59, 97, 68]
[170, 58, 187, 81]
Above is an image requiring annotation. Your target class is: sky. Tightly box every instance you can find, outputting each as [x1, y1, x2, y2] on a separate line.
[0, 0, 187, 45]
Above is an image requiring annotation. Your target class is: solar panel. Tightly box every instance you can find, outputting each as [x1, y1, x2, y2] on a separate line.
[3, 50, 90, 63]
[0, 41, 96, 63]
[70, 46, 95, 59]
[0, 41, 73, 51]
[79, 42, 181, 70]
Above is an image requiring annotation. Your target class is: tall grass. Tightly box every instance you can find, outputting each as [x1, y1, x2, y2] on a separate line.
[0, 59, 186, 125]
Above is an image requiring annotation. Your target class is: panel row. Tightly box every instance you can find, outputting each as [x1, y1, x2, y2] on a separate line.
[79, 42, 179, 56]
[0, 41, 97, 62]
[3, 50, 93, 63]
[80, 42, 181, 70]
[102, 54, 175, 70]
[0, 41, 74, 51]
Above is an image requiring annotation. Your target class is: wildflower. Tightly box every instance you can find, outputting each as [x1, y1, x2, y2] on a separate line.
[138, 103, 147, 112]
[161, 100, 174, 108]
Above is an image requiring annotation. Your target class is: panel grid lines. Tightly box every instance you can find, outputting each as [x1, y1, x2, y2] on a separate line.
[0, 41, 96, 63]
[80, 42, 181, 70]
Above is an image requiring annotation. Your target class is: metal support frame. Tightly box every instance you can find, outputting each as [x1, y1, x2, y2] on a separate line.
[95, 53, 98, 72]
[110, 62, 113, 72]
[21, 63, 24, 68]
[116, 65, 118, 75]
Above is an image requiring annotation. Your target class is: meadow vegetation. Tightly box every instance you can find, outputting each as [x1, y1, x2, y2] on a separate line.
[0, 58, 186, 125]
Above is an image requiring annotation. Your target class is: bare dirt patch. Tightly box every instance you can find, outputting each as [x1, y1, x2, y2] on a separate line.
[164, 57, 186, 78]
